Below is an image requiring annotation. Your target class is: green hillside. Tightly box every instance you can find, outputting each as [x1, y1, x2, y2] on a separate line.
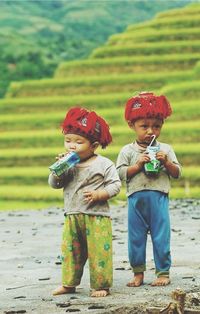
[0, 0, 191, 98]
[1, 3, 200, 210]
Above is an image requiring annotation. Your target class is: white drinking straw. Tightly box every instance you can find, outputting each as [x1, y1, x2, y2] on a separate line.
[148, 134, 156, 147]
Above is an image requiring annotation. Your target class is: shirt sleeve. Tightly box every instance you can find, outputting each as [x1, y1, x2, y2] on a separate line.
[116, 147, 130, 182]
[103, 163, 121, 198]
[167, 145, 182, 178]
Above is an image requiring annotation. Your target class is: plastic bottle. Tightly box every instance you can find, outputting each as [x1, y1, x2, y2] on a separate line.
[49, 152, 80, 176]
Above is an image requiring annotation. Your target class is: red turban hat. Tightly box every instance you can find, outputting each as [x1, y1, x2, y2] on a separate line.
[125, 92, 172, 122]
[61, 107, 112, 148]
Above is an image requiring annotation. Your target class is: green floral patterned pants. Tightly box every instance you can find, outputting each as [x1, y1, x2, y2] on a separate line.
[61, 213, 113, 289]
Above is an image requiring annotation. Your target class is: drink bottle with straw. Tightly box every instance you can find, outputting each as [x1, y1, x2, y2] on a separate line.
[144, 135, 161, 176]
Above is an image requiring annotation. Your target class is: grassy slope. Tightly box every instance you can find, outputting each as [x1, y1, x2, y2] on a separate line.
[1, 2, 200, 210]
[0, 0, 191, 97]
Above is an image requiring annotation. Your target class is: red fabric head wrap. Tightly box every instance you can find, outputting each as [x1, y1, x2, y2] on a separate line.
[125, 92, 172, 122]
[61, 107, 112, 148]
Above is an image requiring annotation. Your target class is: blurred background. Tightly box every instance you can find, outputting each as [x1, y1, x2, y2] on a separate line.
[0, 0, 199, 210]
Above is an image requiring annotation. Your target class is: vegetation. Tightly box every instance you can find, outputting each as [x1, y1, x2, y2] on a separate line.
[6, 70, 195, 98]
[108, 27, 200, 45]
[0, 0, 190, 97]
[91, 40, 200, 58]
[55, 53, 200, 77]
[1, 2, 200, 210]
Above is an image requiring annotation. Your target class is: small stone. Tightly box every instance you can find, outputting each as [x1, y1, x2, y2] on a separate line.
[182, 276, 193, 279]
[35, 259, 42, 264]
[13, 296, 26, 299]
[88, 305, 105, 309]
[56, 302, 71, 308]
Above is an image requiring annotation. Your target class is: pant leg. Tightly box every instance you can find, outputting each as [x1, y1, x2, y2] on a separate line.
[85, 215, 113, 290]
[128, 192, 149, 273]
[61, 214, 88, 286]
[149, 191, 171, 277]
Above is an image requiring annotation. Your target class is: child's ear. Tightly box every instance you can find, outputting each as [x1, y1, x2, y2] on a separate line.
[92, 141, 99, 150]
[128, 120, 134, 129]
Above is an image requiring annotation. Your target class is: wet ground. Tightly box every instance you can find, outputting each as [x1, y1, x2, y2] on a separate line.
[1, 199, 200, 314]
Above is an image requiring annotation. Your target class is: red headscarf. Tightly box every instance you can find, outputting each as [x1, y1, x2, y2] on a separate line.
[125, 92, 172, 122]
[61, 107, 112, 148]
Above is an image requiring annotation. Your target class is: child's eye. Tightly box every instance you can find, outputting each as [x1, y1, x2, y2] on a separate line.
[77, 141, 83, 144]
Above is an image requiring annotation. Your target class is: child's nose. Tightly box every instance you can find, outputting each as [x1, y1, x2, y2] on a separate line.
[147, 127, 153, 134]
[69, 143, 76, 149]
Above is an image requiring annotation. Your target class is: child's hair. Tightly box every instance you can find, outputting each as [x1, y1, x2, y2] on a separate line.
[125, 91, 172, 123]
[61, 106, 112, 148]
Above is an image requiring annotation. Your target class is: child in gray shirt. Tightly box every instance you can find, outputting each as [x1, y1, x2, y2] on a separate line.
[116, 92, 181, 287]
[49, 107, 121, 297]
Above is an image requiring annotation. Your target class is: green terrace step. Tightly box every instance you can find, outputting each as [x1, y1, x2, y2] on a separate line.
[55, 54, 200, 77]
[1, 166, 200, 187]
[0, 167, 49, 185]
[0, 93, 129, 114]
[0, 185, 62, 202]
[127, 14, 200, 32]
[91, 40, 200, 58]
[156, 4, 200, 18]
[0, 200, 64, 211]
[0, 98, 200, 125]
[155, 8, 200, 20]
[161, 80, 200, 100]
[6, 70, 193, 98]
[1, 121, 199, 148]
[0, 112, 65, 131]
[0, 144, 200, 166]
[0, 109, 124, 131]
[0, 147, 62, 167]
[108, 28, 200, 45]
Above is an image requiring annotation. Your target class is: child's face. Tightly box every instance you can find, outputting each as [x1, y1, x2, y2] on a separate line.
[64, 133, 98, 161]
[131, 117, 163, 145]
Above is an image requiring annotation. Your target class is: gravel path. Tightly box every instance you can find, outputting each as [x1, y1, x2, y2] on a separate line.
[1, 199, 200, 314]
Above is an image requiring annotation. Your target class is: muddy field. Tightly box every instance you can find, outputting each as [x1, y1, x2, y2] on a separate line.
[0, 199, 200, 314]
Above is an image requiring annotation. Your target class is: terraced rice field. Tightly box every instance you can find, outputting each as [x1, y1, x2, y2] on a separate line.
[1, 3, 200, 210]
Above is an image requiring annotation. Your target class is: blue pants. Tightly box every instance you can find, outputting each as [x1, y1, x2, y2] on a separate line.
[128, 190, 171, 277]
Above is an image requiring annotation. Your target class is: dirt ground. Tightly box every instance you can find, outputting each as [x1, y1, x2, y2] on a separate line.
[1, 199, 200, 314]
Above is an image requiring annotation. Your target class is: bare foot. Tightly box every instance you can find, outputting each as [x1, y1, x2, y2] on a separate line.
[127, 272, 144, 287]
[151, 276, 170, 286]
[91, 289, 110, 297]
[52, 285, 76, 296]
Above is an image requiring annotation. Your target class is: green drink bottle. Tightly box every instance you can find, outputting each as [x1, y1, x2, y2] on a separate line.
[49, 152, 80, 177]
[144, 135, 161, 176]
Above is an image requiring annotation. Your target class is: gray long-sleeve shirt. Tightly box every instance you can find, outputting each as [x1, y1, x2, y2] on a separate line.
[48, 155, 121, 217]
[116, 141, 181, 196]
